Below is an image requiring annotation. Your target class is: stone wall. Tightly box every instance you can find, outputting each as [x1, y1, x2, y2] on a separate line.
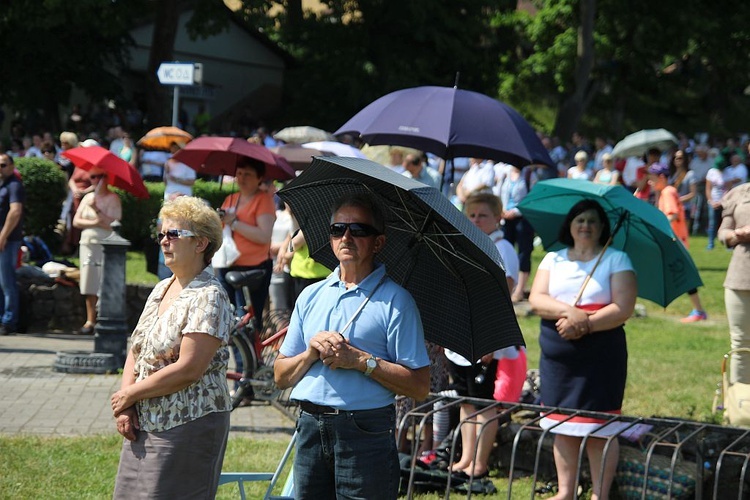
[21, 279, 153, 334]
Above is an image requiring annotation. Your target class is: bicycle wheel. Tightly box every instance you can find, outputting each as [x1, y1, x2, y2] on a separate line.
[260, 309, 291, 367]
[226, 325, 259, 409]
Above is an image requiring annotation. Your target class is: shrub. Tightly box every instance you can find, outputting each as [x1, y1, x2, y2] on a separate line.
[115, 183, 165, 249]
[117, 179, 238, 249]
[15, 157, 68, 249]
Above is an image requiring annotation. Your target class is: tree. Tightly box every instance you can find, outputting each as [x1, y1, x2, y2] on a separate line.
[144, 0, 181, 128]
[495, 0, 750, 140]
[553, 0, 595, 142]
[234, 0, 507, 130]
[0, 0, 145, 133]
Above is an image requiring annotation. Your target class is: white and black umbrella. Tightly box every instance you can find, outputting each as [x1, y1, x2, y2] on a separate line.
[277, 156, 524, 361]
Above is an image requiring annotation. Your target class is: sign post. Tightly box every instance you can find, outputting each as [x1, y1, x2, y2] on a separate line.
[156, 62, 203, 127]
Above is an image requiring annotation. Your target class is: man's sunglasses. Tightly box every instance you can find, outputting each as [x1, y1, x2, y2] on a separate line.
[157, 228, 196, 243]
[329, 222, 381, 238]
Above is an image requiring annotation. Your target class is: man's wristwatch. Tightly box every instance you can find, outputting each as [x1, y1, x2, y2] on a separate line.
[363, 354, 377, 377]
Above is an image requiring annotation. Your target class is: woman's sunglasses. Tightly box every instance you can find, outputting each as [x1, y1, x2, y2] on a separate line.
[157, 229, 196, 243]
[329, 222, 381, 238]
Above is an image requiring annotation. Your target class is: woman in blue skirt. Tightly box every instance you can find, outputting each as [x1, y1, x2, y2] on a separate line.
[529, 199, 637, 500]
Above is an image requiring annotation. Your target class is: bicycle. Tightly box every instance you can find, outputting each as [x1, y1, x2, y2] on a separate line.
[224, 269, 290, 410]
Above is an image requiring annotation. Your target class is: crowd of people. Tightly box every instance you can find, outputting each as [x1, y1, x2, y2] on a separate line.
[4, 120, 750, 498]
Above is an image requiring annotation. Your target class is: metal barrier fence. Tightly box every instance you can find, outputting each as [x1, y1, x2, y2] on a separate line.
[397, 394, 750, 499]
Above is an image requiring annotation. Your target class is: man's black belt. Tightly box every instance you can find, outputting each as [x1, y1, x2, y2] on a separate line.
[298, 401, 341, 415]
[297, 401, 394, 415]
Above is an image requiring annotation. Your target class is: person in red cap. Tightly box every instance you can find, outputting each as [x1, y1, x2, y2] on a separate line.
[648, 163, 708, 322]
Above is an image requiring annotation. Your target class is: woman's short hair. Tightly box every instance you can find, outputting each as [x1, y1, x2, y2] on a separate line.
[59, 131, 79, 148]
[557, 199, 611, 247]
[464, 192, 503, 217]
[574, 150, 589, 162]
[159, 196, 223, 265]
[237, 157, 266, 179]
[330, 192, 386, 234]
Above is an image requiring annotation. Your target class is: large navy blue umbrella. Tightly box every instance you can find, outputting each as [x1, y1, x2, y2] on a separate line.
[334, 85, 554, 182]
[277, 156, 525, 361]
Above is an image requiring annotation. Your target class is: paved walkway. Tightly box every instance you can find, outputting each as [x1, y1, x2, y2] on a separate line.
[0, 333, 295, 440]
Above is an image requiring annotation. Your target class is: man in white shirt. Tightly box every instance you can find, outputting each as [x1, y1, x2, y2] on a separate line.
[725, 154, 749, 192]
[621, 156, 643, 192]
[163, 142, 196, 200]
[455, 158, 495, 204]
[24, 135, 44, 158]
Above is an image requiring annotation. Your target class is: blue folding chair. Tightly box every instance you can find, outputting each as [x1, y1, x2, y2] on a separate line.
[219, 432, 296, 500]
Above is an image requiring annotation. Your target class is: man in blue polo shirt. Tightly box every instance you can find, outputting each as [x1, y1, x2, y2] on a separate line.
[0, 154, 24, 335]
[274, 192, 430, 499]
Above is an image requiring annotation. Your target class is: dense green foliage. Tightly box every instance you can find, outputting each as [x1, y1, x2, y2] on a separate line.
[235, 0, 750, 139]
[15, 157, 68, 247]
[0, 0, 147, 132]
[494, 0, 750, 139]
[5, 0, 750, 143]
[117, 180, 239, 248]
[235, 0, 510, 132]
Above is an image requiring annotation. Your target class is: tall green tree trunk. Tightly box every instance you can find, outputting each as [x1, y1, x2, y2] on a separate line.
[146, 0, 180, 128]
[553, 0, 596, 141]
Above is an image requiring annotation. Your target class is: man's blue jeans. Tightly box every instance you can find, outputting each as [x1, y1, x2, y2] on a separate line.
[0, 240, 21, 329]
[294, 405, 400, 499]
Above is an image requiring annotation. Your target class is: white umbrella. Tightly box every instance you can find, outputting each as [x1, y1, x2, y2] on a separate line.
[611, 129, 678, 158]
[302, 141, 367, 159]
[274, 126, 336, 144]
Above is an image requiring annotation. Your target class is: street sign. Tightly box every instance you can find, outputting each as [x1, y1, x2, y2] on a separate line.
[157, 62, 196, 86]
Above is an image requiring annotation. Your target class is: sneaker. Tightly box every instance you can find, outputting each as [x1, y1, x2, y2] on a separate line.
[0, 324, 14, 336]
[681, 310, 707, 323]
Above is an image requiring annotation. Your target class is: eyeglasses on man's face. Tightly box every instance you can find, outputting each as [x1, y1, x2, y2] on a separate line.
[329, 222, 381, 238]
[157, 228, 196, 243]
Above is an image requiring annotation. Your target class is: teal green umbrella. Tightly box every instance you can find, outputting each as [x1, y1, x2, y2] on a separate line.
[518, 179, 703, 307]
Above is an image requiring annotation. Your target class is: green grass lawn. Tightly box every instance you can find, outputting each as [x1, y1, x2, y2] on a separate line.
[5, 234, 732, 498]
[61, 250, 160, 286]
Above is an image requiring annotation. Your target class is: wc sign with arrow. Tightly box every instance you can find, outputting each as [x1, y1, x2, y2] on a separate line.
[157, 62, 203, 86]
[157, 62, 203, 126]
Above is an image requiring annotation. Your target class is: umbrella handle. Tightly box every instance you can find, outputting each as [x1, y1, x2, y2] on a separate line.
[571, 212, 627, 307]
[571, 241, 610, 307]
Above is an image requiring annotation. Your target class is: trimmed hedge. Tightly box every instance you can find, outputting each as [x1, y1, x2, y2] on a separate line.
[15, 157, 68, 249]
